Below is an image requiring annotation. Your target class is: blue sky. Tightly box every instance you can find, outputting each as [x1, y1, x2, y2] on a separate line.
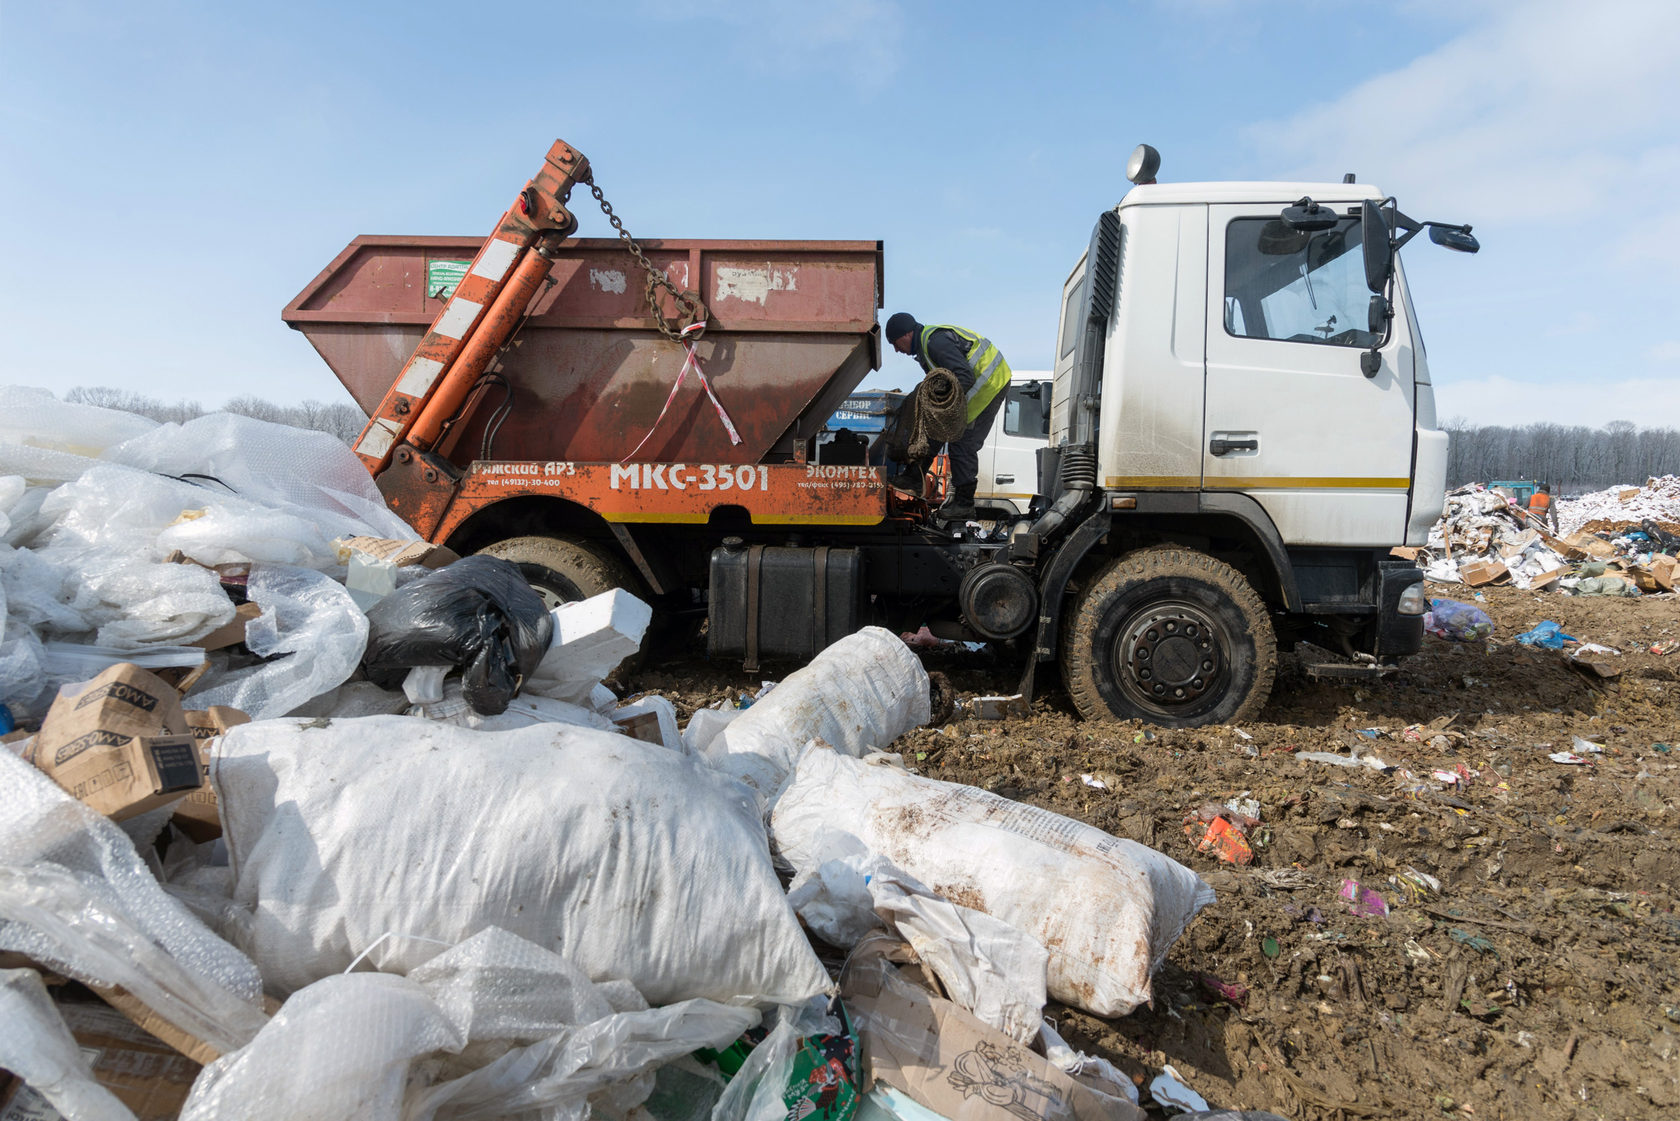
[4, 0, 1677, 427]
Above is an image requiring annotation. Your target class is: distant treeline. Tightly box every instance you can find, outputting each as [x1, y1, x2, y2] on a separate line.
[1444, 419, 1680, 493]
[65, 387, 367, 445]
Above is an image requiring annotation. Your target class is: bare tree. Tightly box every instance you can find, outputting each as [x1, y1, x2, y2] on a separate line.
[1445, 419, 1680, 492]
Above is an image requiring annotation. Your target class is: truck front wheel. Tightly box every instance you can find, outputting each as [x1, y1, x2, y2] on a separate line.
[1061, 547, 1276, 728]
[478, 535, 639, 609]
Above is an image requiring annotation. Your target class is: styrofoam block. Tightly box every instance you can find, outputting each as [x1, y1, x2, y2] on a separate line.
[523, 590, 652, 705]
[553, 589, 652, 650]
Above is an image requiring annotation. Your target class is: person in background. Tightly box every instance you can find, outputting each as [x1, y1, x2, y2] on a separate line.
[884, 311, 1011, 523]
[1527, 482, 1559, 533]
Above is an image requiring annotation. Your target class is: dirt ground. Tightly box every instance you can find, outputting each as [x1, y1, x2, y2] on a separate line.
[630, 583, 1680, 1120]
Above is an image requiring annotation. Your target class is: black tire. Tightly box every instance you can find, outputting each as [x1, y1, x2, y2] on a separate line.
[1060, 547, 1276, 728]
[478, 535, 640, 609]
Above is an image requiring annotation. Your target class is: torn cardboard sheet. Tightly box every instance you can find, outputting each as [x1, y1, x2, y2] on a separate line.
[840, 938, 1145, 1121]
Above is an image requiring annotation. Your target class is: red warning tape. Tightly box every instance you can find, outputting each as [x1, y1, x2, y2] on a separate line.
[620, 321, 742, 464]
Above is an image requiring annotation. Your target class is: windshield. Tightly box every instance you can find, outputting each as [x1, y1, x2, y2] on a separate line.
[1223, 215, 1378, 349]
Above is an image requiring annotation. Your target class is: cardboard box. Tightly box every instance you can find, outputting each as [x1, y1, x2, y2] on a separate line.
[27, 665, 200, 820]
[840, 940, 1144, 1121]
[170, 706, 251, 842]
[1564, 532, 1617, 559]
[1650, 554, 1677, 592]
[338, 535, 460, 569]
[1457, 557, 1509, 587]
[0, 998, 202, 1121]
[189, 602, 262, 652]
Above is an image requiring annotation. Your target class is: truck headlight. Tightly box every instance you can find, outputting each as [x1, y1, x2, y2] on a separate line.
[1397, 583, 1427, 616]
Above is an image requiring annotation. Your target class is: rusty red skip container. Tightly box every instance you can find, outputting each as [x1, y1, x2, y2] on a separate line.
[284, 235, 885, 467]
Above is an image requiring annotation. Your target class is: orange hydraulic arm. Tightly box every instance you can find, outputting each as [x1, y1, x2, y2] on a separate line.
[351, 140, 591, 475]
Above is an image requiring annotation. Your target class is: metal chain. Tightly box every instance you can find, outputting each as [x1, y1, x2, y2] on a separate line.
[589, 182, 708, 342]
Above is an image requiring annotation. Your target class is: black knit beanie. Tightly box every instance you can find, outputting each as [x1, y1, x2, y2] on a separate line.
[884, 312, 919, 343]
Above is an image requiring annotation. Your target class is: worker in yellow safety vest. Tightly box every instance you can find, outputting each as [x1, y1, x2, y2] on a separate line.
[884, 311, 1011, 523]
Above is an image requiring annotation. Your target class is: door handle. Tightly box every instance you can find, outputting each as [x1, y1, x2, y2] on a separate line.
[994, 475, 1014, 484]
[1209, 438, 1258, 456]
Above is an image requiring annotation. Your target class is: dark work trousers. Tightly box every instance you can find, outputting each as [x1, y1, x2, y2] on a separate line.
[945, 389, 1006, 496]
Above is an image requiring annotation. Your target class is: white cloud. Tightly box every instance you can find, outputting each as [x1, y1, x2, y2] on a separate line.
[1647, 341, 1680, 364]
[1435, 373, 1680, 429]
[1247, 0, 1680, 225]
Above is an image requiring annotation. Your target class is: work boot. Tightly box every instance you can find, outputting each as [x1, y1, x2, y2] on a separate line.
[936, 484, 977, 524]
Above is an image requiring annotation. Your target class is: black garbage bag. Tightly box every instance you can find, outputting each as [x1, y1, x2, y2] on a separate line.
[362, 555, 553, 715]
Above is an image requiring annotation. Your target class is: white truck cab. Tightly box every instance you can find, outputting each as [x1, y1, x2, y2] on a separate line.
[1013, 145, 1477, 727]
[1052, 181, 1450, 549]
[974, 372, 1051, 517]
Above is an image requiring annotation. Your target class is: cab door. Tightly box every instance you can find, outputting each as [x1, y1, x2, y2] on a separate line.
[974, 378, 1051, 515]
[1202, 203, 1416, 546]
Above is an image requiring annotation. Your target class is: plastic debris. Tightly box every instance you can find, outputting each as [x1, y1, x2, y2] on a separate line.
[1149, 1065, 1211, 1113]
[1296, 750, 1390, 771]
[1187, 816, 1254, 866]
[1424, 598, 1495, 641]
[1450, 928, 1496, 955]
[1199, 974, 1248, 1006]
[1338, 879, 1389, 918]
[1080, 773, 1108, 790]
[958, 694, 1029, 720]
[1571, 735, 1605, 754]
[1516, 621, 1577, 648]
[1548, 751, 1588, 765]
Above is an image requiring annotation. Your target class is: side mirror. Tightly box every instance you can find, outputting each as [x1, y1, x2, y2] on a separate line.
[1362, 206, 1392, 293]
[1428, 224, 1480, 253]
[1367, 294, 1390, 335]
[1281, 197, 1339, 232]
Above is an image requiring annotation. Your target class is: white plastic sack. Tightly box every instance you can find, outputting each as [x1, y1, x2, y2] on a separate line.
[215, 716, 832, 1005]
[705, 627, 930, 808]
[184, 564, 367, 719]
[0, 967, 137, 1121]
[772, 747, 1214, 1017]
[26, 465, 238, 647]
[0, 749, 268, 1055]
[682, 704, 741, 755]
[108, 412, 417, 546]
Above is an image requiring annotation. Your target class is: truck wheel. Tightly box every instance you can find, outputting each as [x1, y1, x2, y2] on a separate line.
[479, 535, 639, 609]
[1060, 547, 1275, 728]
